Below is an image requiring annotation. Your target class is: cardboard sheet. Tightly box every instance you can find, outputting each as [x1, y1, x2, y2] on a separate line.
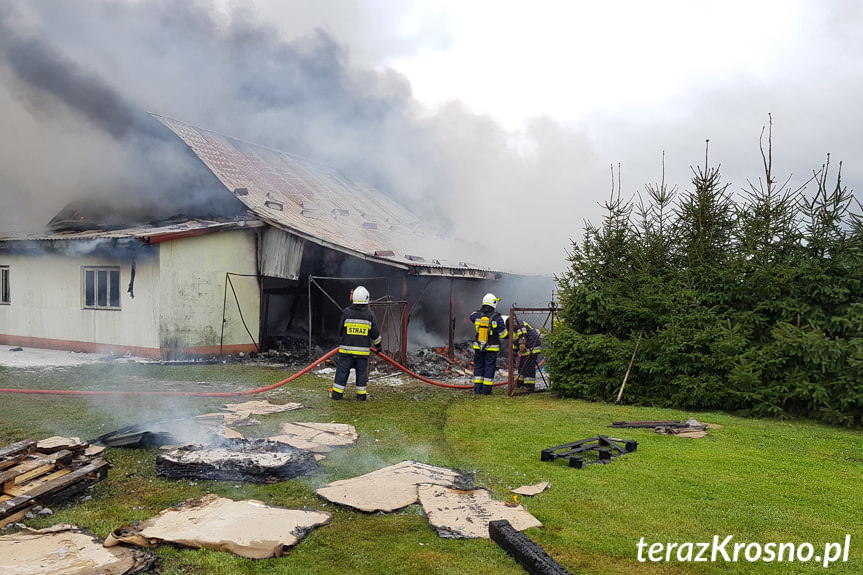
[194, 412, 261, 427]
[222, 400, 303, 416]
[105, 494, 331, 559]
[418, 485, 543, 539]
[0, 524, 154, 575]
[512, 481, 550, 496]
[316, 460, 471, 512]
[270, 422, 358, 453]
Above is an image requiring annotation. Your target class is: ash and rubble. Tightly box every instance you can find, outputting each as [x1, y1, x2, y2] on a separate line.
[244, 337, 501, 381]
[155, 438, 319, 483]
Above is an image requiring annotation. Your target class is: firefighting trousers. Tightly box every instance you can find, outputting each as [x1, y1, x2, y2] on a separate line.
[472, 350, 498, 394]
[516, 353, 538, 386]
[333, 354, 369, 396]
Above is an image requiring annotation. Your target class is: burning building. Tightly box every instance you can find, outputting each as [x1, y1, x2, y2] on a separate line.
[0, 115, 552, 360]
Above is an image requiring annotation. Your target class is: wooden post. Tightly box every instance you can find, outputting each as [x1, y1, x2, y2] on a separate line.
[615, 333, 641, 404]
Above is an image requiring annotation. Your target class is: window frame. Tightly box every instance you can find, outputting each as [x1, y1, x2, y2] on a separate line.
[0, 265, 9, 305]
[82, 266, 122, 310]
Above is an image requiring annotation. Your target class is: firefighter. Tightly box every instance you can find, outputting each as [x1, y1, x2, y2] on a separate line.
[468, 293, 508, 395]
[512, 317, 542, 392]
[332, 286, 382, 401]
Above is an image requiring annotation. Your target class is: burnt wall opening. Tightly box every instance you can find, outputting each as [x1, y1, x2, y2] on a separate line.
[258, 239, 555, 359]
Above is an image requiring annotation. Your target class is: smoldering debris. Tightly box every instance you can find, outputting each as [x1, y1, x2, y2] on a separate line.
[95, 419, 225, 448]
[155, 439, 319, 483]
[0, 524, 156, 575]
[96, 400, 304, 448]
[244, 337, 485, 382]
[105, 494, 331, 560]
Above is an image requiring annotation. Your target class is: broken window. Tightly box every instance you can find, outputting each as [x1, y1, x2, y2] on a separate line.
[0, 265, 8, 304]
[83, 266, 121, 309]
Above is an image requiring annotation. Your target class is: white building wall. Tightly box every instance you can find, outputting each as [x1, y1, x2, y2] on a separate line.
[0, 247, 161, 353]
[157, 229, 260, 356]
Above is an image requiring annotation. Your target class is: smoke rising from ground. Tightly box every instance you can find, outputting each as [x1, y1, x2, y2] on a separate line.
[1, 1, 860, 275]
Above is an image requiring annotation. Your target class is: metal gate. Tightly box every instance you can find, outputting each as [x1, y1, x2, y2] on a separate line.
[370, 298, 408, 365]
[506, 304, 557, 396]
[307, 276, 407, 363]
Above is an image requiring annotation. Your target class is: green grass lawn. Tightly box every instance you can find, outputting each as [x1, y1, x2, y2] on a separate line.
[1, 360, 860, 574]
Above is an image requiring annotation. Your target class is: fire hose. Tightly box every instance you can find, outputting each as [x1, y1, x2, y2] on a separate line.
[371, 348, 507, 389]
[0, 347, 506, 396]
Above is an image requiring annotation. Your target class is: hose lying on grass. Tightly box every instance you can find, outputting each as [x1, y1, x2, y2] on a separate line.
[0, 348, 506, 396]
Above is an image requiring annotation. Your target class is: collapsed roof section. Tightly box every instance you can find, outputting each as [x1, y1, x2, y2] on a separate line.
[152, 114, 500, 279]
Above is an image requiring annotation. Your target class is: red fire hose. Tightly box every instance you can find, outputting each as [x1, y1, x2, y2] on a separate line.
[0, 347, 505, 396]
[372, 348, 507, 389]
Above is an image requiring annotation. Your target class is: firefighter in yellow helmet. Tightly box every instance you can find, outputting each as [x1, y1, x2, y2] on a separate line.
[468, 293, 508, 395]
[332, 286, 382, 401]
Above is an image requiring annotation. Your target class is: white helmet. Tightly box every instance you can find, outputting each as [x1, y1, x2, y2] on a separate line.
[352, 286, 370, 304]
[482, 293, 500, 308]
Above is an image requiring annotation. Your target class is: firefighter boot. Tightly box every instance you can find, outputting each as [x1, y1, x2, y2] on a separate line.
[331, 389, 343, 400]
[356, 387, 368, 401]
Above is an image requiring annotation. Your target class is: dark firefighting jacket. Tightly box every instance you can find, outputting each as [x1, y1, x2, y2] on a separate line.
[513, 321, 542, 355]
[338, 304, 382, 356]
[470, 305, 508, 352]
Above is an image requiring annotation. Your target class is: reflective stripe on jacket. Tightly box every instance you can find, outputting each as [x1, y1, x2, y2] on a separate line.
[514, 322, 542, 355]
[338, 304, 382, 356]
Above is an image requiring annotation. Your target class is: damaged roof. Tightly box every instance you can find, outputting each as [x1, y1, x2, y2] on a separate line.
[151, 114, 499, 279]
[0, 217, 263, 249]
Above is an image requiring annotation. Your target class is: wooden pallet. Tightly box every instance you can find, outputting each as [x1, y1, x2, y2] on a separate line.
[0, 438, 111, 527]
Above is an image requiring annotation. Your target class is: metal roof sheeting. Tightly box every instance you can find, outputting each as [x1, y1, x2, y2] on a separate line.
[0, 218, 263, 245]
[152, 115, 498, 279]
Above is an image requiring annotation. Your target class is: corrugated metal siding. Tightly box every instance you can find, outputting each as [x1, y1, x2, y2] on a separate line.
[259, 227, 303, 280]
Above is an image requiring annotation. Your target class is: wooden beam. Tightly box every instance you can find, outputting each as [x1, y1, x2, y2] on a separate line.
[0, 505, 34, 529]
[0, 440, 36, 460]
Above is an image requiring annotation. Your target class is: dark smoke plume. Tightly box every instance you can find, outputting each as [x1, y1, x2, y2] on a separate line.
[0, 0, 599, 273]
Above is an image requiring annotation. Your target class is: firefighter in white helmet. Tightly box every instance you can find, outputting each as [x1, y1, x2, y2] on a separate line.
[332, 286, 382, 401]
[468, 292, 508, 395]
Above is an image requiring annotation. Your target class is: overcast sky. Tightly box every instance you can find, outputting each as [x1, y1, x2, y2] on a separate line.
[1, 0, 861, 274]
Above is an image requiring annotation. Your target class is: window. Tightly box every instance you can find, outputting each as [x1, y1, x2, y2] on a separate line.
[83, 266, 121, 309]
[0, 266, 9, 304]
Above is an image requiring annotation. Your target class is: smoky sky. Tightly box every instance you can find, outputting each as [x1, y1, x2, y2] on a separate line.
[0, 0, 861, 275]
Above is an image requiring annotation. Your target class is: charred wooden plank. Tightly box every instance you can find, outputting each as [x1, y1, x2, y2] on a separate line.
[610, 420, 684, 428]
[542, 436, 637, 468]
[0, 440, 37, 461]
[489, 519, 573, 575]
